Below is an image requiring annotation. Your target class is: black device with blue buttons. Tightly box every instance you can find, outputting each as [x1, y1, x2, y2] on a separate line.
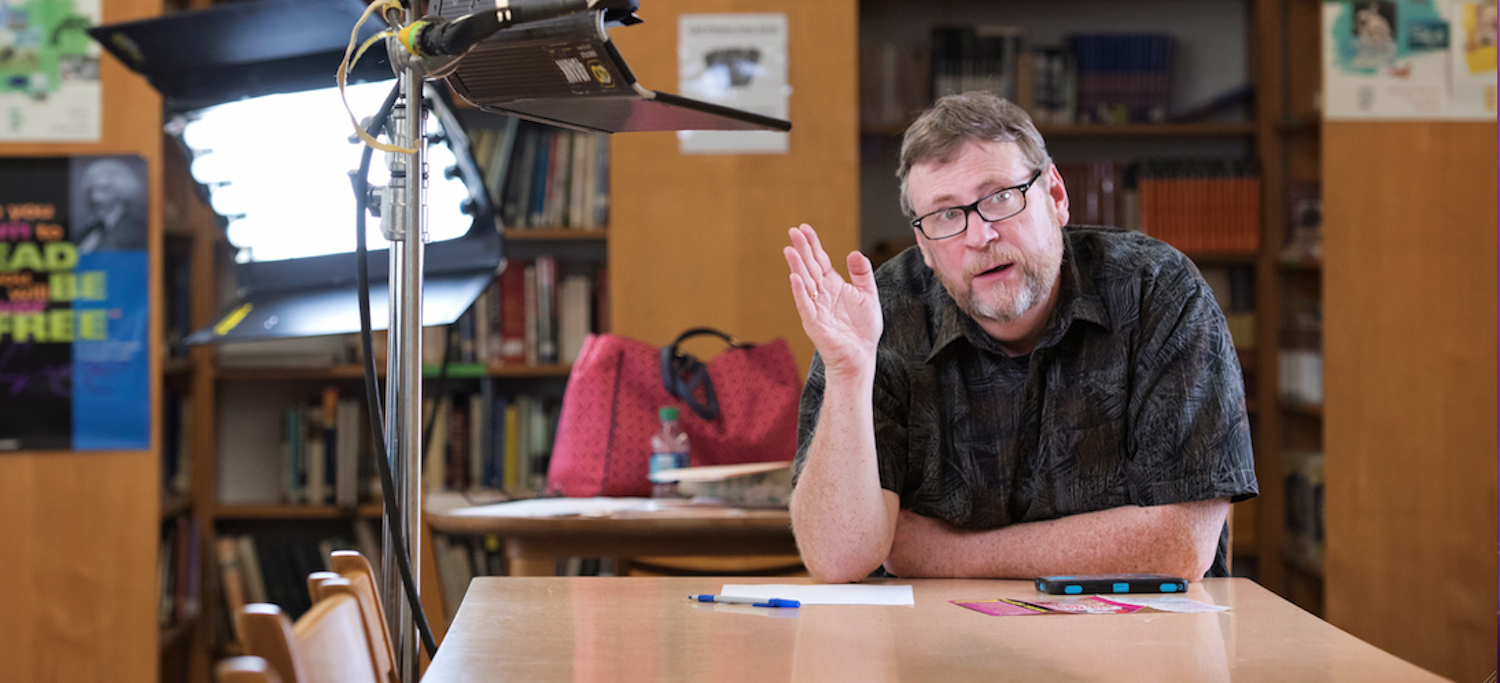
[1034, 574, 1189, 595]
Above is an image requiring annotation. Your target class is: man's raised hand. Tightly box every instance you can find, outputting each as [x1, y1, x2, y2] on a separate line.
[783, 224, 883, 376]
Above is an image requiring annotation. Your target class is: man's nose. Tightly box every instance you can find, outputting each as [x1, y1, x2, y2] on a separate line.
[962, 209, 1001, 248]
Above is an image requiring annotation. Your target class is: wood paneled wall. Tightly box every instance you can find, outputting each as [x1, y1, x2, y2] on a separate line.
[607, 0, 860, 374]
[0, 0, 163, 681]
[1323, 121, 1497, 683]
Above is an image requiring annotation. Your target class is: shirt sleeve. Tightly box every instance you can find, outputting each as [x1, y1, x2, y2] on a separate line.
[1125, 268, 1259, 507]
[791, 349, 910, 496]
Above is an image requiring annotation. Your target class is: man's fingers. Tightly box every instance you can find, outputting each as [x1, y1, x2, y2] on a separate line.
[847, 251, 877, 295]
[788, 226, 824, 297]
[802, 223, 837, 277]
[787, 273, 819, 324]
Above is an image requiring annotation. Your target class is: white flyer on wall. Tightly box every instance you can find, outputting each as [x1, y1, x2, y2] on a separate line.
[1448, 0, 1497, 116]
[1323, 0, 1498, 120]
[677, 13, 789, 155]
[0, 0, 102, 141]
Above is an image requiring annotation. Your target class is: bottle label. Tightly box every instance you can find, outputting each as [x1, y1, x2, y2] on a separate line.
[649, 451, 690, 481]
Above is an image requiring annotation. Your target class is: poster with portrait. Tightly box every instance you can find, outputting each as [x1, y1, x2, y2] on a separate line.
[1324, 0, 1499, 119]
[0, 0, 103, 141]
[0, 155, 149, 451]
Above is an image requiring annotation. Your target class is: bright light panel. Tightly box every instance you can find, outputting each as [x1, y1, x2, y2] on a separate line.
[180, 81, 474, 263]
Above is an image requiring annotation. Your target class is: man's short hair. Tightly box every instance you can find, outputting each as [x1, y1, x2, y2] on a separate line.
[897, 92, 1053, 218]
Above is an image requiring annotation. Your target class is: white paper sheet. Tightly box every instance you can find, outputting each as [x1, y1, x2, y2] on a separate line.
[719, 583, 915, 606]
[1102, 596, 1230, 613]
[448, 497, 665, 518]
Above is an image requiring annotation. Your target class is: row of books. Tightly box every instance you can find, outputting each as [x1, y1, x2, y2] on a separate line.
[454, 257, 608, 368]
[1056, 161, 1122, 228]
[468, 117, 611, 231]
[1283, 449, 1325, 574]
[1135, 158, 1261, 253]
[1067, 33, 1176, 125]
[1283, 181, 1323, 263]
[422, 387, 560, 494]
[861, 27, 1187, 130]
[1279, 301, 1323, 408]
[1200, 264, 1257, 351]
[162, 393, 192, 499]
[159, 514, 201, 629]
[212, 523, 378, 645]
[279, 388, 382, 508]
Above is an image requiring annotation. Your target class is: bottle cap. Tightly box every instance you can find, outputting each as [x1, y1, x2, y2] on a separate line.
[659, 406, 679, 420]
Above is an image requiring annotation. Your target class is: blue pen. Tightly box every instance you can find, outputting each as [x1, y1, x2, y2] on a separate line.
[689, 594, 801, 608]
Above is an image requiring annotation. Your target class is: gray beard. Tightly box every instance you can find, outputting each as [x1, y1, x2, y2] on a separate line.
[949, 259, 1055, 325]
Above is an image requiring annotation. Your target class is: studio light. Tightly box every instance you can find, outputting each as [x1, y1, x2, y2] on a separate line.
[176, 81, 473, 264]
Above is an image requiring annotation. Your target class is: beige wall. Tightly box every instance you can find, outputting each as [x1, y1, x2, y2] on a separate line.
[1323, 121, 1498, 683]
[607, 0, 860, 376]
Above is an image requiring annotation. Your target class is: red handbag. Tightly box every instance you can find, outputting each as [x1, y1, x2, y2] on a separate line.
[546, 328, 801, 497]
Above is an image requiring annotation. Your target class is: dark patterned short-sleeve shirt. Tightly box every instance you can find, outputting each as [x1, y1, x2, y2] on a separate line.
[793, 226, 1259, 577]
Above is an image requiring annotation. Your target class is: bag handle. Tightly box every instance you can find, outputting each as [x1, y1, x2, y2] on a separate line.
[659, 328, 744, 420]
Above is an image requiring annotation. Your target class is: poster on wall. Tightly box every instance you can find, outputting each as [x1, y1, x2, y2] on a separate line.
[677, 13, 790, 154]
[0, 155, 149, 451]
[1448, 0, 1498, 115]
[0, 0, 103, 141]
[1324, 0, 1498, 119]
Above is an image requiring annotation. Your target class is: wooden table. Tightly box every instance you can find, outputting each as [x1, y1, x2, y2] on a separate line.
[421, 576, 1447, 682]
[425, 497, 797, 576]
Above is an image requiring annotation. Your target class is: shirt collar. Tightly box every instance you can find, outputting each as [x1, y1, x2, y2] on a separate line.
[925, 228, 1110, 363]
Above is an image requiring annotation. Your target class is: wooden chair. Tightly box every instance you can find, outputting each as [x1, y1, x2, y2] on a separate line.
[305, 571, 340, 604]
[325, 550, 400, 683]
[216, 656, 284, 683]
[236, 590, 380, 683]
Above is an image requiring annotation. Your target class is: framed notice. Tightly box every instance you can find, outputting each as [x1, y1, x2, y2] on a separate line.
[0, 155, 149, 451]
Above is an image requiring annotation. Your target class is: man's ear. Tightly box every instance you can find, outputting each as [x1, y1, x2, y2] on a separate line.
[913, 228, 934, 269]
[1047, 164, 1070, 227]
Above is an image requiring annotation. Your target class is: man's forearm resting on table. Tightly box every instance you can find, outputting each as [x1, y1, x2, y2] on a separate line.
[789, 372, 898, 584]
[883, 497, 1230, 581]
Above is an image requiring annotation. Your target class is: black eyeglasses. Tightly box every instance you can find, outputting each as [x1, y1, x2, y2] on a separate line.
[910, 169, 1044, 240]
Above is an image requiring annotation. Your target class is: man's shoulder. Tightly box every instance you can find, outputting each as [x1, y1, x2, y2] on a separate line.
[1066, 226, 1202, 290]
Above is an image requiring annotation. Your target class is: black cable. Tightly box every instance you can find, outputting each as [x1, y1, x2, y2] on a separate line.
[352, 80, 440, 659]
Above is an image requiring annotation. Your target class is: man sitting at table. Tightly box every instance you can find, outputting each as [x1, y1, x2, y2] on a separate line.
[781, 92, 1259, 584]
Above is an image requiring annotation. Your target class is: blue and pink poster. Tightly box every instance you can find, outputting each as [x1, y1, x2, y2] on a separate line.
[0, 155, 149, 451]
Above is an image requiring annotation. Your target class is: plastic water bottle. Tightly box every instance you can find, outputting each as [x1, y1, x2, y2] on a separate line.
[649, 406, 691, 498]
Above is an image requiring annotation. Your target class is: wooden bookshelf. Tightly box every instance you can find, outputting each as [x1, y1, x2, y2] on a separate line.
[1184, 250, 1261, 265]
[214, 364, 574, 381]
[160, 616, 198, 653]
[161, 495, 192, 520]
[501, 228, 607, 241]
[214, 504, 383, 520]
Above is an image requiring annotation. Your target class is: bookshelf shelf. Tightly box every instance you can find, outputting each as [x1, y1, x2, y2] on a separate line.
[160, 616, 197, 652]
[502, 228, 608, 242]
[1282, 401, 1324, 419]
[214, 364, 574, 381]
[214, 504, 383, 520]
[1185, 250, 1260, 265]
[1279, 258, 1323, 272]
[163, 358, 194, 376]
[161, 494, 191, 520]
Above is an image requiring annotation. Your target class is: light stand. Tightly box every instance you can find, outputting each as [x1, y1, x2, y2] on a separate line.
[378, 68, 427, 682]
